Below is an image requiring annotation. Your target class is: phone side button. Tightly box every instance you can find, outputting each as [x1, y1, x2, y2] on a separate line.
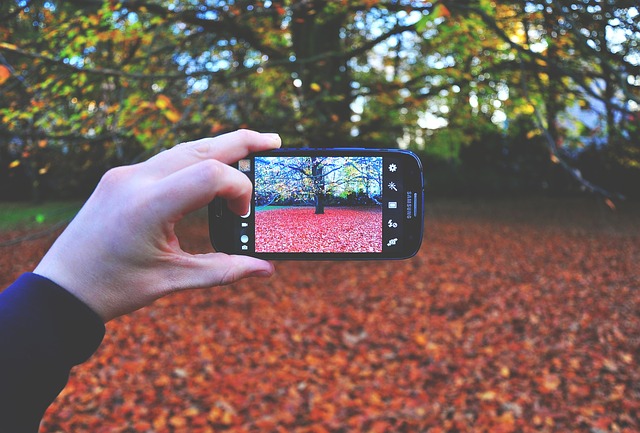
[213, 200, 223, 217]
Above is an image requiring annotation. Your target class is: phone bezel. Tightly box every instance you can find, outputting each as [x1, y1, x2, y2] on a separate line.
[209, 148, 424, 260]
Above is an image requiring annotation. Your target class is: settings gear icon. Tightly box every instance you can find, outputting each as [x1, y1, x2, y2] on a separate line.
[388, 163, 397, 172]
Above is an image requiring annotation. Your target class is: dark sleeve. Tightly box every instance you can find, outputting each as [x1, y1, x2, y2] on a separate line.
[0, 273, 105, 432]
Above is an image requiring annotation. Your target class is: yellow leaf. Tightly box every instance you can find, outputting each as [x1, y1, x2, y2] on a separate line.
[156, 94, 172, 110]
[0, 65, 11, 85]
[541, 373, 561, 392]
[164, 109, 181, 123]
[0, 42, 18, 51]
[183, 407, 199, 417]
[220, 410, 234, 425]
[310, 82, 321, 92]
[8, 160, 20, 169]
[369, 392, 383, 406]
[478, 390, 496, 401]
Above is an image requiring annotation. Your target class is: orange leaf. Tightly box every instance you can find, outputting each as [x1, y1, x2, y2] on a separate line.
[413, 333, 427, 346]
[169, 415, 187, 428]
[0, 65, 10, 85]
[220, 410, 234, 425]
[605, 198, 616, 211]
[433, 4, 451, 18]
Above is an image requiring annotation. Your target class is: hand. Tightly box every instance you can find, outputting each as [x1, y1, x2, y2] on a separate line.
[34, 130, 281, 322]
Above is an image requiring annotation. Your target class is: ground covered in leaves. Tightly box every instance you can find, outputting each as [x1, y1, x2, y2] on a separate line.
[1, 198, 639, 433]
[255, 206, 382, 253]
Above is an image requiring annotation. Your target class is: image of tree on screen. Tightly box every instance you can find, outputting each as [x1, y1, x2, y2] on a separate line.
[254, 156, 383, 253]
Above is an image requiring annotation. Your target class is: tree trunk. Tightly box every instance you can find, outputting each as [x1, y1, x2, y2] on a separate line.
[543, 9, 562, 147]
[290, 0, 352, 147]
[311, 157, 325, 214]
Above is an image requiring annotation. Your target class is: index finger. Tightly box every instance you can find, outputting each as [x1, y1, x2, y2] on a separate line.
[144, 129, 281, 178]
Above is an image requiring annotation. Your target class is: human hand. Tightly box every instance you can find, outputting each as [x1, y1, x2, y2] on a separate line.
[34, 130, 281, 322]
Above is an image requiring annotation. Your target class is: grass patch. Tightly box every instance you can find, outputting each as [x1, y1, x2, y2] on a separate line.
[0, 201, 82, 231]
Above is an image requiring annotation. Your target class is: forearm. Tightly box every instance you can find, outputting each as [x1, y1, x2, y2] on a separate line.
[0, 273, 105, 432]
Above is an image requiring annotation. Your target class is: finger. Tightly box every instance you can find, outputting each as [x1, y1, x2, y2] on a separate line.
[144, 129, 281, 178]
[160, 253, 275, 294]
[149, 159, 253, 221]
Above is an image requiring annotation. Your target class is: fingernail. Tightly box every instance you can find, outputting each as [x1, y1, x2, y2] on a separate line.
[249, 270, 273, 278]
[263, 133, 281, 146]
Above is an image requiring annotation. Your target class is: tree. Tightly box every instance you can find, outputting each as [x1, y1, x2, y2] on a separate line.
[254, 156, 382, 215]
[0, 0, 638, 200]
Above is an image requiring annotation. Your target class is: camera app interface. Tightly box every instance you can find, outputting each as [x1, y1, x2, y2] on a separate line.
[253, 156, 384, 253]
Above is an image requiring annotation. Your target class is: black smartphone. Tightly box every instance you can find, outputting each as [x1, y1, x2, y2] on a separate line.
[209, 148, 424, 260]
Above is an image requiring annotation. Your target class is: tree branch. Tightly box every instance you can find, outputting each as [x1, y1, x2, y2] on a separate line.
[120, 0, 287, 61]
[517, 53, 625, 202]
[344, 23, 416, 60]
[0, 44, 185, 80]
[448, 3, 639, 112]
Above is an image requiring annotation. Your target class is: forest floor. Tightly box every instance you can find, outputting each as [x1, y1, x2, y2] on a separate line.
[1, 197, 639, 433]
[255, 206, 382, 253]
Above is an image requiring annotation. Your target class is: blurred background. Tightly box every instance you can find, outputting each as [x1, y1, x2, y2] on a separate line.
[1, 2, 640, 433]
[1, 0, 638, 203]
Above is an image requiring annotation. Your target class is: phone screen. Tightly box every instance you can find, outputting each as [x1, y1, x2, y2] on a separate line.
[250, 155, 384, 253]
[210, 149, 424, 260]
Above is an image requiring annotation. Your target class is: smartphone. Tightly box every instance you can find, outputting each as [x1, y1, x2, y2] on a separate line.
[209, 148, 424, 260]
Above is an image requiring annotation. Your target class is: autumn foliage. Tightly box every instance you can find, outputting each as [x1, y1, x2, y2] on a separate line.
[1, 198, 639, 432]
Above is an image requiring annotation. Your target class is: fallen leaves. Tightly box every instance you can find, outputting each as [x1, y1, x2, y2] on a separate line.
[255, 206, 382, 253]
[1, 198, 639, 432]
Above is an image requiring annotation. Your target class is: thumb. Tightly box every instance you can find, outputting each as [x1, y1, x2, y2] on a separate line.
[173, 253, 275, 289]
